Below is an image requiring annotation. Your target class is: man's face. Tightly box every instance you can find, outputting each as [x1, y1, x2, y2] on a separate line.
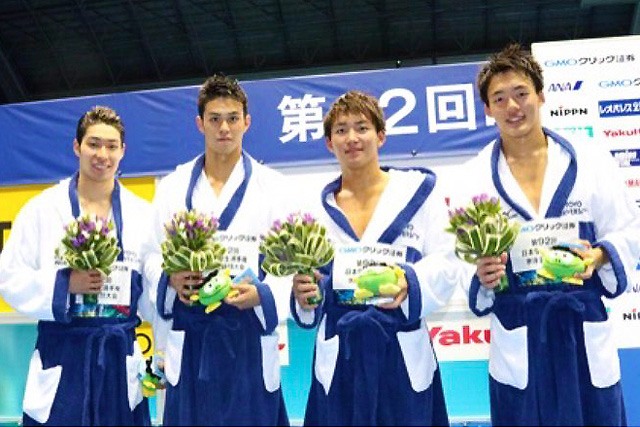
[326, 112, 385, 170]
[197, 97, 250, 156]
[484, 70, 545, 141]
[73, 123, 125, 184]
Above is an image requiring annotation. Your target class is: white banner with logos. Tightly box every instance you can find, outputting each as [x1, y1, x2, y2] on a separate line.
[532, 35, 640, 205]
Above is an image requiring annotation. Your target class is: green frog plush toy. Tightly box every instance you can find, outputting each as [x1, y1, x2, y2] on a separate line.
[353, 264, 405, 302]
[537, 243, 593, 285]
[190, 268, 239, 313]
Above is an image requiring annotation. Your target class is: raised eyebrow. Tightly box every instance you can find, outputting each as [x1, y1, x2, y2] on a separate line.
[86, 136, 119, 143]
[207, 111, 241, 117]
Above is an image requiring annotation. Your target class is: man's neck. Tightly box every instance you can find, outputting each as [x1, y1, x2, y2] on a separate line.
[204, 148, 242, 194]
[500, 127, 548, 161]
[340, 162, 388, 198]
[77, 174, 114, 204]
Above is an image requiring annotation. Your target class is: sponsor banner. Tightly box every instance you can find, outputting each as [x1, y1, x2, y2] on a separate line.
[599, 98, 640, 118]
[428, 314, 491, 362]
[533, 35, 640, 150]
[0, 62, 500, 187]
[605, 292, 640, 349]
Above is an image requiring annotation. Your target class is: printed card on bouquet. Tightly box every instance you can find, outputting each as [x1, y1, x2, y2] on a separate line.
[217, 232, 260, 277]
[510, 218, 579, 273]
[333, 242, 406, 305]
[97, 263, 132, 306]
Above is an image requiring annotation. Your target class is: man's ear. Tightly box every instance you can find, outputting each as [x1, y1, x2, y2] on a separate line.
[484, 104, 494, 118]
[377, 131, 386, 148]
[73, 139, 81, 158]
[244, 113, 251, 131]
[196, 115, 205, 134]
[326, 137, 334, 153]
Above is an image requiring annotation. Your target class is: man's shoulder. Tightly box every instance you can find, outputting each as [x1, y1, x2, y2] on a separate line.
[157, 156, 200, 188]
[249, 158, 286, 187]
[13, 179, 69, 220]
[119, 184, 151, 209]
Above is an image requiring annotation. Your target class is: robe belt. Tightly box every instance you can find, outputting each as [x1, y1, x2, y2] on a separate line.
[523, 290, 599, 424]
[336, 307, 398, 424]
[40, 318, 138, 425]
[525, 291, 586, 343]
[187, 314, 242, 382]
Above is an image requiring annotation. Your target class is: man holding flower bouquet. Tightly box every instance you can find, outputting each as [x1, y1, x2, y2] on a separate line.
[0, 106, 165, 425]
[291, 91, 466, 426]
[141, 74, 291, 426]
[451, 43, 640, 426]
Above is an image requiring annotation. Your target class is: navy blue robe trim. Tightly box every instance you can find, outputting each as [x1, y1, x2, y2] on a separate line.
[469, 274, 493, 316]
[52, 268, 73, 323]
[255, 283, 278, 334]
[490, 128, 577, 221]
[596, 240, 627, 297]
[289, 273, 326, 329]
[321, 168, 436, 243]
[185, 151, 252, 231]
[156, 272, 173, 320]
[580, 221, 596, 242]
[69, 173, 125, 261]
[398, 263, 421, 324]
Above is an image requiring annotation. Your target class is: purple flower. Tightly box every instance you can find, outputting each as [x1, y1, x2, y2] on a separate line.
[101, 226, 109, 236]
[71, 237, 81, 248]
[195, 220, 204, 230]
[286, 213, 297, 224]
[302, 213, 315, 225]
[272, 219, 283, 232]
[490, 197, 499, 205]
[80, 221, 95, 233]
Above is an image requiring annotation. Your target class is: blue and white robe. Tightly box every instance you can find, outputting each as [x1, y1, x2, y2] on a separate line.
[0, 174, 159, 426]
[455, 129, 640, 426]
[142, 152, 291, 426]
[291, 168, 463, 426]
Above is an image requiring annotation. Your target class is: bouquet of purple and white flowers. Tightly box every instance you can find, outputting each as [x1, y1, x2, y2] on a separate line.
[446, 194, 520, 292]
[161, 210, 226, 274]
[56, 214, 120, 277]
[56, 214, 120, 305]
[259, 213, 334, 304]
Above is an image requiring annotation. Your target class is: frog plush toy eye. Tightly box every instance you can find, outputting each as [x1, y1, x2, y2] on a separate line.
[353, 264, 405, 302]
[190, 268, 239, 312]
[537, 243, 593, 285]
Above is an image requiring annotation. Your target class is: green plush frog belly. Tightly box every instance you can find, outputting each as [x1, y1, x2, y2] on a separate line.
[353, 265, 405, 301]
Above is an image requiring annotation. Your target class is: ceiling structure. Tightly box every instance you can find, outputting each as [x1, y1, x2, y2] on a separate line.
[0, 0, 638, 105]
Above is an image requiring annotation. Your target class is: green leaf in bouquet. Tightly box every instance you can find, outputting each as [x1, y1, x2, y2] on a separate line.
[496, 225, 519, 255]
[189, 250, 203, 272]
[466, 226, 484, 251]
[483, 233, 500, 255]
[286, 237, 305, 254]
[294, 253, 315, 267]
[82, 249, 99, 269]
[105, 245, 121, 265]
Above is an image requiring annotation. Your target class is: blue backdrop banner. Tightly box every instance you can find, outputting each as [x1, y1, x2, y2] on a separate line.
[0, 62, 498, 187]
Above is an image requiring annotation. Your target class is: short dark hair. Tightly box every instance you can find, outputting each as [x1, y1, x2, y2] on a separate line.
[477, 43, 544, 106]
[198, 74, 248, 118]
[323, 90, 386, 138]
[76, 106, 125, 145]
